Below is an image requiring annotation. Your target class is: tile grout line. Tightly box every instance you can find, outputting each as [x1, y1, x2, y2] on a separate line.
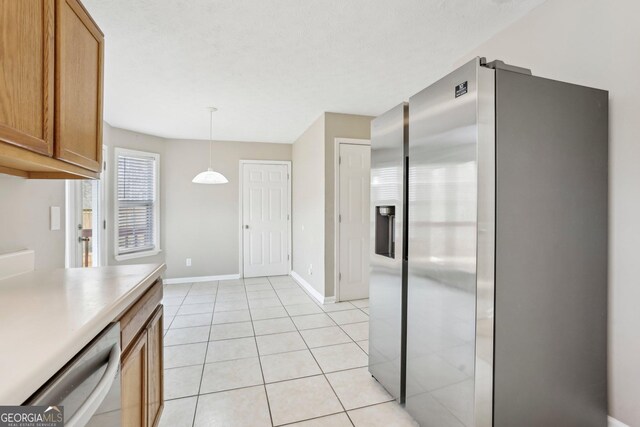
[167, 306, 364, 332]
[164, 359, 375, 389]
[162, 278, 373, 426]
[275, 410, 347, 427]
[164, 299, 368, 350]
[161, 294, 186, 335]
[244, 278, 276, 427]
[285, 278, 372, 426]
[164, 383, 392, 416]
[324, 311, 368, 427]
[268, 276, 357, 427]
[192, 281, 218, 427]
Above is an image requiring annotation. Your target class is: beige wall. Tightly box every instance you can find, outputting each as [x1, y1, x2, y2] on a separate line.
[105, 124, 292, 279]
[458, 0, 640, 424]
[0, 123, 167, 272]
[291, 112, 373, 298]
[0, 175, 65, 270]
[323, 113, 373, 297]
[104, 123, 167, 267]
[164, 138, 291, 279]
[292, 114, 326, 295]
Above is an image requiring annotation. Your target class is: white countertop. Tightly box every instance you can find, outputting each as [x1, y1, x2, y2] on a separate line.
[0, 263, 165, 405]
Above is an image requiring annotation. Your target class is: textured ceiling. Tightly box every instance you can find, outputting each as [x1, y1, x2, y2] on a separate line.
[83, 0, 545, 143]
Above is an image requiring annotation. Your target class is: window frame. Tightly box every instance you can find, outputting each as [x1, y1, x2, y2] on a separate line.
[113, 147, 161, 261]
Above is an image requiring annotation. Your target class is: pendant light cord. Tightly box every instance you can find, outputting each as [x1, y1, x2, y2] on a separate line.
[209, 109, 213, 169]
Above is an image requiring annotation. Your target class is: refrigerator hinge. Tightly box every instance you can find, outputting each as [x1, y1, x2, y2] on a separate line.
[480, 57, 532, 75]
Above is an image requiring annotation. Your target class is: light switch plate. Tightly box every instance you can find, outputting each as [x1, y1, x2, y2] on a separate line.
[50, 206, 61, 231]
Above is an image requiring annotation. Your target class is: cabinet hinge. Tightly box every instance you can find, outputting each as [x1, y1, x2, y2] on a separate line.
[287, 254, 290, 260]
[287, 173, 290, 180]
[339, 156, 341, 165]
[287, 214, 290, 220]
[339, 214, 342, 223]
[339, 272, 342, 280]
[103, 220, 106, 230]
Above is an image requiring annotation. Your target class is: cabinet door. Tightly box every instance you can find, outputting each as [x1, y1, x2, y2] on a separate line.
[121, 331, 148, 427]
[146, 306, 164, 427]
[55, 0, 103, 172]
[0, 0, 54, 156]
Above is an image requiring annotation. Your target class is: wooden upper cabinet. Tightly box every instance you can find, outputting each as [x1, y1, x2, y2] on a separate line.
[0, 0, 55, 156]
[55, 0, 103, 172]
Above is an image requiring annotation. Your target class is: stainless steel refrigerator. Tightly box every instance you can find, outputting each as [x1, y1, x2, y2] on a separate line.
[369, 102, 408, 403]
[405, 57, 608, 426]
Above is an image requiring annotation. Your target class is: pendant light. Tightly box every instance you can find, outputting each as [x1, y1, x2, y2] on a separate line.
[192, 107, 228, 184]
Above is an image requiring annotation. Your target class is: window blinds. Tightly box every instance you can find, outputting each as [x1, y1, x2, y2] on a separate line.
[117, 154, 156, 254]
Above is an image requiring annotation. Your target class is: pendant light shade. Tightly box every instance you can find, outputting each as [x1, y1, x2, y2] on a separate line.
[193, 107, 228, 184]
[192, 168, 228, 184]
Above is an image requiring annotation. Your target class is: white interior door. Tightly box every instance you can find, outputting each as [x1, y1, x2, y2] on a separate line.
[338, 143, 371, 301]
[242, 163, 290, 277]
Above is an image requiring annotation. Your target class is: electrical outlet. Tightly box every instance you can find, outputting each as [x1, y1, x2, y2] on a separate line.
[186, 258, 192, 267]
[50, 206, 61, 231]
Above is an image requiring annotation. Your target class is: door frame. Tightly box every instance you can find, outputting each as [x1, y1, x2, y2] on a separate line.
[64, 180, 81, 268]
[238, 160, 292, 278]
[64, 146, 107, 268]
[334, 138, 371, 302]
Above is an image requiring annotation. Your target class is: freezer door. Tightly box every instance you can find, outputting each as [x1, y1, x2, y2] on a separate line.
[406, 58, 495, 427]
[369, 102, 407, 402]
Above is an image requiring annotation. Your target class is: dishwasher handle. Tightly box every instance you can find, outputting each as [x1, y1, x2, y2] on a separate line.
[66, 343, 120, 427]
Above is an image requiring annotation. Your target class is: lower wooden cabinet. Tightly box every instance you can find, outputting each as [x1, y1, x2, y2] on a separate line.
[146, 307, 164, 427]
[120, 281, 164, 427]
[121, 331, 148, 427]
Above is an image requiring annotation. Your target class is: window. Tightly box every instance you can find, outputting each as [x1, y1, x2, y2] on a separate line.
[114, 148, 160, 260]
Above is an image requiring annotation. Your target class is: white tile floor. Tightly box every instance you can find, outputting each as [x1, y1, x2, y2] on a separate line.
[159, 275, 418, 427]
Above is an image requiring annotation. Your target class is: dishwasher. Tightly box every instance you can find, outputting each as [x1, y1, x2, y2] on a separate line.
[25, 322, 122, 427]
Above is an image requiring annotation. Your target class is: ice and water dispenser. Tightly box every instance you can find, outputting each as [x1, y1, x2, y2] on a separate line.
[375, 205, 396, 258]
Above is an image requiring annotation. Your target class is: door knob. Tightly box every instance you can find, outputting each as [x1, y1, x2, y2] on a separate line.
[244, 225, 249, 229]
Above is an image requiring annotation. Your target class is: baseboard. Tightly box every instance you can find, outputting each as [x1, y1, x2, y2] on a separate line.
[290, 271, 336, 304]
[163, 273, 241, 285]
[609, 416, 630, 427]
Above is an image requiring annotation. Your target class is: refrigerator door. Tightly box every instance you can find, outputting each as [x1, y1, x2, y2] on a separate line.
[369, 102, 408, 402]
[406, 58, 495, 427]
